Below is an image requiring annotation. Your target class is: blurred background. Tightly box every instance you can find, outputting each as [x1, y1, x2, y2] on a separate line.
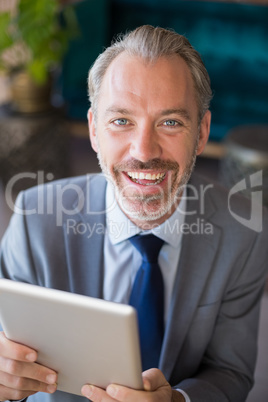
[0, 0, 267, 401]
[0, 0, 267, 191]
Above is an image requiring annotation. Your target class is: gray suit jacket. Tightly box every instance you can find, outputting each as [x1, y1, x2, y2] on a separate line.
[0, 173, 267, 402]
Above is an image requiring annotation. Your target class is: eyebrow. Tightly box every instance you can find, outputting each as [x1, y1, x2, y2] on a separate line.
[105, 106, 192, 122]
[105, 107, 132, 116]
[160, 108, 192, 122]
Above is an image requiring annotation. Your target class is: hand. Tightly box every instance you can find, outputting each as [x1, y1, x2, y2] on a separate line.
[81, 368, 185, 401]
[0, 332, 57, 401]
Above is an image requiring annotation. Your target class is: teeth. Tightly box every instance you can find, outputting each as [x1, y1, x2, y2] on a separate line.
[127, 171, 165, 181]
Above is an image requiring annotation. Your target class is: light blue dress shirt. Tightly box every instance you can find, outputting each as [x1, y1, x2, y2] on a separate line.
[103, 182, 187, 320]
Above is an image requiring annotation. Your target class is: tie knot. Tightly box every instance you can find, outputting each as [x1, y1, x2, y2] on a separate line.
[129, 234, 164, 263]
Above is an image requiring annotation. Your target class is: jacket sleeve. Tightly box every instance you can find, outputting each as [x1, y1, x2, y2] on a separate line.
[0, 194, 30, 401]
[176, 208, 268, 402]
[0, 192, 39, 284]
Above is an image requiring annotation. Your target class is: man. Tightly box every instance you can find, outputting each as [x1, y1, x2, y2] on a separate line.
[0, 25, 267, 402]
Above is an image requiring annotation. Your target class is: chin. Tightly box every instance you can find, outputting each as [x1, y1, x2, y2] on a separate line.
[118, 195, 178, 222]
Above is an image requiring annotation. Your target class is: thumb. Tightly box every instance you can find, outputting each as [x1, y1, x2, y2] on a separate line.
[142, 368, 168, 391]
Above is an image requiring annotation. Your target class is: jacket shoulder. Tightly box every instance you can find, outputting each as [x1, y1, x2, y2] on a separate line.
[19, 173, 107, 210]
[189, 172, 268, 238]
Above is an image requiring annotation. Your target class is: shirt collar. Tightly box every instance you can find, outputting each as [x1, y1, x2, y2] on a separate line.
[106, 181, 186, 248]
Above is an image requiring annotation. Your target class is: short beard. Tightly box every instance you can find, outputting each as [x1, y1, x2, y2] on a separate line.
[96, 135, 199, 222]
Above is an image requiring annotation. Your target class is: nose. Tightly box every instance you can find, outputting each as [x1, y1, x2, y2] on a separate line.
[129, 123, 161, 162]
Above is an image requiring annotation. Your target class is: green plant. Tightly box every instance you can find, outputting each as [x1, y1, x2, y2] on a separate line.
[0, 0, 79, 84]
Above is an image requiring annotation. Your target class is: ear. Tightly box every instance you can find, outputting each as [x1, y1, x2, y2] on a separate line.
[196, 110, 211, 155]
[87, 108, 98, 153]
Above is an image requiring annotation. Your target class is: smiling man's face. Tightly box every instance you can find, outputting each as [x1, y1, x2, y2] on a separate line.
[88, 53, 211, 228]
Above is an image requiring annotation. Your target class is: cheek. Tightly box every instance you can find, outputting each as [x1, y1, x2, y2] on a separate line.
[163, 137, 195, 166]
[97, 131, 128, 165]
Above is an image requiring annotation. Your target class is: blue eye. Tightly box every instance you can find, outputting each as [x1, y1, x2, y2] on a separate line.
[164, 120, 178, 126]
[114, 118, 128, 126]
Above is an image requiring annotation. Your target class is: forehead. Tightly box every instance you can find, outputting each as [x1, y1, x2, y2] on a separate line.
[98, 52, 198, 116]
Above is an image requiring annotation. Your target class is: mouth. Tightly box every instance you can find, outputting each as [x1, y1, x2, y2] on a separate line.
[126, 171, 166, 186]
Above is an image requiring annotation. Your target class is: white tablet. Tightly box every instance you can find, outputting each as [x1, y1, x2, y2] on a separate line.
[0, 279, 143, 396]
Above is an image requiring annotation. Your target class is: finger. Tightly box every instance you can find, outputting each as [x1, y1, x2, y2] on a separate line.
[105, 369, 171, 402]
[106, 383, 154, 402]
[0, 332, 37, 363]
[106, 384, 171, 402]
[81, 384, 116, 402]
[0, 356, 57, 385]
[0, 371, 57, 394]
[0, 383, 37, 401]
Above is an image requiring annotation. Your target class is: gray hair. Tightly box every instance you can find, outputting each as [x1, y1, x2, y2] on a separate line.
[88, 25, 213, 122]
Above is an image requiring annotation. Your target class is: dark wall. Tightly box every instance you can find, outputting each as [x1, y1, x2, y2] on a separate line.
[62, 0, 268, 142]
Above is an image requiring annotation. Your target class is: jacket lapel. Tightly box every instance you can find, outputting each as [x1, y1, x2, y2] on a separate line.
[160, 176, 221, 379]
[63, 174, 107, 298]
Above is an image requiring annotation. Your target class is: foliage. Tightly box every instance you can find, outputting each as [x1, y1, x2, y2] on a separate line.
[0, 0, 79, 84]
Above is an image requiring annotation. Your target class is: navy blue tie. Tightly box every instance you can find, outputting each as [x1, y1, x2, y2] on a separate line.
[129, 234, 164, 371]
